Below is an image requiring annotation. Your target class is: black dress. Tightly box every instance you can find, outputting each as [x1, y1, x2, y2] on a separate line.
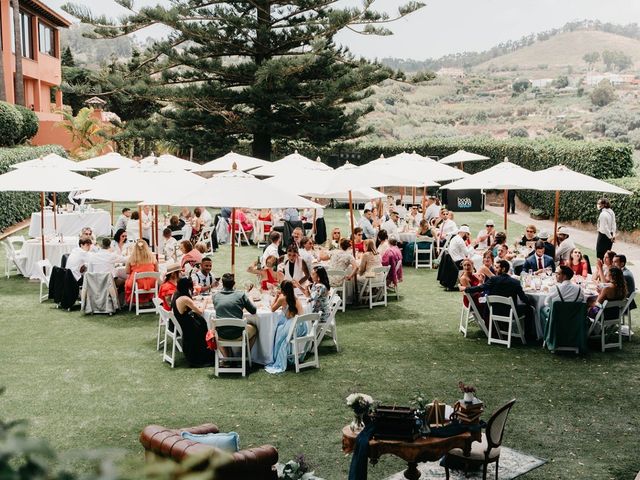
[171, 294, 215, 367]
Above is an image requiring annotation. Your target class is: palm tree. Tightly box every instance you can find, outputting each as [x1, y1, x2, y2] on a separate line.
[11, 0, 24, 106]
[57, 107, 114, 159]
[0, 44, 6, 101]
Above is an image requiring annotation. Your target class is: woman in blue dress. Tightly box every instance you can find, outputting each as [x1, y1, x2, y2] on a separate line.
[265, 280, 305, 374]
[298, 265, 331, 323]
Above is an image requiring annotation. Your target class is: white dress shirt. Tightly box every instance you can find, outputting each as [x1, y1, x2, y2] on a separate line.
[545, 280, 584, 306]
[200, 208, 213, 226]
[115, 215, 129, 232]
[162, 237, 178, 261]
[358, 216, 377, 240]
[448, 234, 474, 262]
[141, 211, 153, 240]
[597, 208, 616, 239]
[476, 229, 494, 250]
[66, 247, 91, 281]
[88, 249, 123, 276]
[126, 219, 140, 241]
[425, 204, 441, 223]
[381, 219, 399, 240]
[437, 219, 458, 242]
[261, 243, 280, 267]
[555, 238, 575, 264]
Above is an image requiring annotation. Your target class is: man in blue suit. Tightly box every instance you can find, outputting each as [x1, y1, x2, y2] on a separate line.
[466, 259, 536, 340]
[523, 241, 555, 274]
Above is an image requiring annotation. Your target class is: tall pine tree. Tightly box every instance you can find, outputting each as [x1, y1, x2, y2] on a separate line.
[62, 1, 424, 160]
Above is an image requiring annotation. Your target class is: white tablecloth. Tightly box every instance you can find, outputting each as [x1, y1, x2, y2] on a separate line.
[29, 210, 111, 238]
[397, 231, 417, 243]
[22, 236, 78, 279]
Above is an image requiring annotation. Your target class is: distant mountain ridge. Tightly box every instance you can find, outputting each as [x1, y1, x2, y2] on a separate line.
[381, 20, 640, 73]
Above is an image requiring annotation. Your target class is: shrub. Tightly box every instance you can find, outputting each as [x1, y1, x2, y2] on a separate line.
[552, 75, 569, 89]
[0, 145, 67, 233]
[627, 129, 640, 149]
[512, 78, 532, 94]
[0, 102, 23, 146]
[562, 128, 584, 140]
[590, 80, 617, 107]
[14, 105, 39, 142]
[604, 122, 628, 138]
[508, 127, 529, 138]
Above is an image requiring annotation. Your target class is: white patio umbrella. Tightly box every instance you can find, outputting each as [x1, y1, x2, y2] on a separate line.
[530, 165, 632, 242]
[0, 165, 93, 260]
[249, 150, 333, 177]
[12, 153, 96, 172]
[442, 158, 538, 230]
[263, 173, 384, 201]
[78, 152, 138, 170]
[139, 153, 196, 171]
[79, 162, 206, 250]
[190, 151, 269, 173]
[173, 166, 323, 273]
[439, 149, 490, 169]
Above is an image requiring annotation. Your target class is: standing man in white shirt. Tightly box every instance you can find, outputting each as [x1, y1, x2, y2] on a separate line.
[66, 237, 93, 285]
[141, 205, 154, 243]
[448, 225, 477, 268]
[596, 197, 616, 260]
[115, 208, 131, 232]
[475, 219, 495, 250]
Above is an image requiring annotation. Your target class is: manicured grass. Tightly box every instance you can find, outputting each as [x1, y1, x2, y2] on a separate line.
[1, 209, 638, 479]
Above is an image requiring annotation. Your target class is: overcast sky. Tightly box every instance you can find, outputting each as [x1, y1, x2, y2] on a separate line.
[48, 0, 640, 60]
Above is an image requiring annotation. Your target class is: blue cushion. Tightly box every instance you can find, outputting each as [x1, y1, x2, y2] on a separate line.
[180, 431, 240, 452]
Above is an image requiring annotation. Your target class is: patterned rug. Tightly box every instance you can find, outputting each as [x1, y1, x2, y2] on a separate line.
[384, 447, 546, 480]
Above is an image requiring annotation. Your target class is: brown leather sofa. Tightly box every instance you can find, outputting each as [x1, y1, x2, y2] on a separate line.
[139, 423, 278, 480]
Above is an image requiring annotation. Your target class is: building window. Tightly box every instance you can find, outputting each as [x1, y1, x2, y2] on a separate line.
[10, 8, 34, 59]
[39, 21, 55, 57]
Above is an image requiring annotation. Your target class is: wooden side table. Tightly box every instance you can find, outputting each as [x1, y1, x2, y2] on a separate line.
[342, 425, 480, 480]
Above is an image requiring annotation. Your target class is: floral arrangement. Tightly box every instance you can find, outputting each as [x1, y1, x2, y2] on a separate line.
[458, 381, 477, 394]
[346, 393, 374, 415]
[410, 393, 429, 412]
[278, 454, 325, 480]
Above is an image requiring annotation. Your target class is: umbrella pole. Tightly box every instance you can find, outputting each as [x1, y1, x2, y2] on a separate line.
[138, 206, 143, 243]
[400, 187, 404, 204]
[503, 189, 508, 231]
[311, 208, 317, 238]
[348, 190, 358, 291]
[40, 192, 45, 261]
[53, 192, 57, 232]
[554, 190, 560, 245]
[154, 205, 159, 253]
[421, 186, 427, 219]
[110, 202, 114, 226]
[231, 207, 236, 275]
[460, 162, 464, 172]
[412, 187, 416, 205]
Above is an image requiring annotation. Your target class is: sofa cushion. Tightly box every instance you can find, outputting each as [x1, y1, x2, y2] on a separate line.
[181, 431, 240, 452]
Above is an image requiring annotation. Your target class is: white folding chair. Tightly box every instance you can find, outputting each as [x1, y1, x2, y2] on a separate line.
[255, 220, 272, 249]
[588, 299, 627, 352]
[359, 266, 390, 309]
[486, 295, 527, 348]
[234, 222, 251, 247]
[434, 234, 453, 266]
[162, 310, 183, 368]
[315, 295, 342, 352]
[460, 292, 489, 338]
[327, 269, 348, 312]
[387, 261, 402, 300]
[287, 313, 320, 373]
[214, 318, 252, 377]
[35, 259, 53, 302]
[215, 217, 229, 244]
[414, 235, 434, 269]
[128, 271, 161, 315]
[197, 226, 215, 252]
[621, 290, 636, 339]
[4, 236, 27, 278]
[153, 298, 168, 351]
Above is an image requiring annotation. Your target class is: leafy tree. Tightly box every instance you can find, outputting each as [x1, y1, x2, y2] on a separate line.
[602, 50, 633, 71]
[61, 46, 75, 67]
[583, 51, 600, 69]
[590, 79, 617, 107]
[62, 0, 425, 160]
[552, 75, 569, 89]
[511, 78, 531, 94]
[57, 107, 114, 159]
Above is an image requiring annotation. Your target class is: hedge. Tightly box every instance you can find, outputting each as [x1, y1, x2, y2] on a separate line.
[518, 177, 640, 233]
[0, 145, 67, 233]
[0, 102, 23, 147]
[298, 137, 634, 180]
[15, 105, 39, 142]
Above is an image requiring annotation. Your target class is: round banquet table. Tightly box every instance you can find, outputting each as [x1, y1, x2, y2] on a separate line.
[397, 231, 417, 244]
[203, 294, 312, 365]
[22, 236, 78, 279]
[29, 209, 111, 238]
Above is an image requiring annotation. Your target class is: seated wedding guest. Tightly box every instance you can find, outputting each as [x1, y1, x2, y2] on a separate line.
[159, 263, 181, 311]
[490, 231, 507, 257]
[523, 240, 555, 274]
[162, 228, 178, 261]
[179, 207, 192, 224]
[171, 277, 215, 367]
[297, 265, 331, 323]
[291, 227, 304, 249]
[194, 242, 208, 255]
[265, 280, 304, 374]
[88, 238, 125, 283]
[141, 205, 153, 243]
[168, 215, 186, 240]
[568, 248, 589, 278]
[79, 227, 98, 251]
[126, 211, 141, 241]
[115, 207, 131, 233]
[381, 210, 400, 240]
[66, 236, 93, 285]
[406, 205, 421, 229]
[280, 244, 310, 284]
[497, 243, 514, 262]
[299, 236, 316, 271]
[358, 209, 378, 240]
[476, 250, 496, 280]
[424, 196, 441, 224]
[190, 207, 205, 242]
[466, 259, 535, 339]
[248, 255, 284, 291]
[476, 219, 495, 250]
[448, 226, 477, 268]
[382, 238, 403, 288]
[199, 207, 213, 226]
[179, 240, 203, 270]
[533, 230, 555, 259]
[459, 259, 483, 311]
[283, 207, 300, 222]
[519, 224, 539, 248]
[403, 219, 433, 265]
[593, 250, 616, 283]
[555, 227, 575, 265]
[358, 239, 382, 281]
[540, 265, 584, 328]
[324, 228, 341, 250]
[112, 229, 129, 256]
[231, 207, 254, 235]
[212, 273, 258, 358]
[261, 231, 282, 267]
[191, 256, 216, 294]
[588, 266, 627, 319]
[257, 208, 272, 233]
[351, 227, 365, 253]
[376, 229, 390, 256]
[394, 199, 408, 220]
[328, 238, 357, 286]
[124, 239, 158, 305]
[613, 254, 636, 309]
[220, 207, 232, 220]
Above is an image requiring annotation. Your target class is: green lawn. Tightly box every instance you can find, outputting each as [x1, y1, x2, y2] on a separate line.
[1, 208, 638, 479]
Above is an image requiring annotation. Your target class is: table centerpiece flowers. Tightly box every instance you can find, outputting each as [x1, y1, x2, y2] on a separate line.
[346, 393, 374, 432]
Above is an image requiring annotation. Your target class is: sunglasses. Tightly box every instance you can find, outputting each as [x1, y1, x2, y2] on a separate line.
[526, 230, 535, 233]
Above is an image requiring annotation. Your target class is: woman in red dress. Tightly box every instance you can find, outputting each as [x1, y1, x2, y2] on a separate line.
[459, 259, 482, 308]
[569, 248, 589, 278]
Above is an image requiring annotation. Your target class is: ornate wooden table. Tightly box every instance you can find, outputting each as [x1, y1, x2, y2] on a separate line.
[342, 425, 480, 480]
